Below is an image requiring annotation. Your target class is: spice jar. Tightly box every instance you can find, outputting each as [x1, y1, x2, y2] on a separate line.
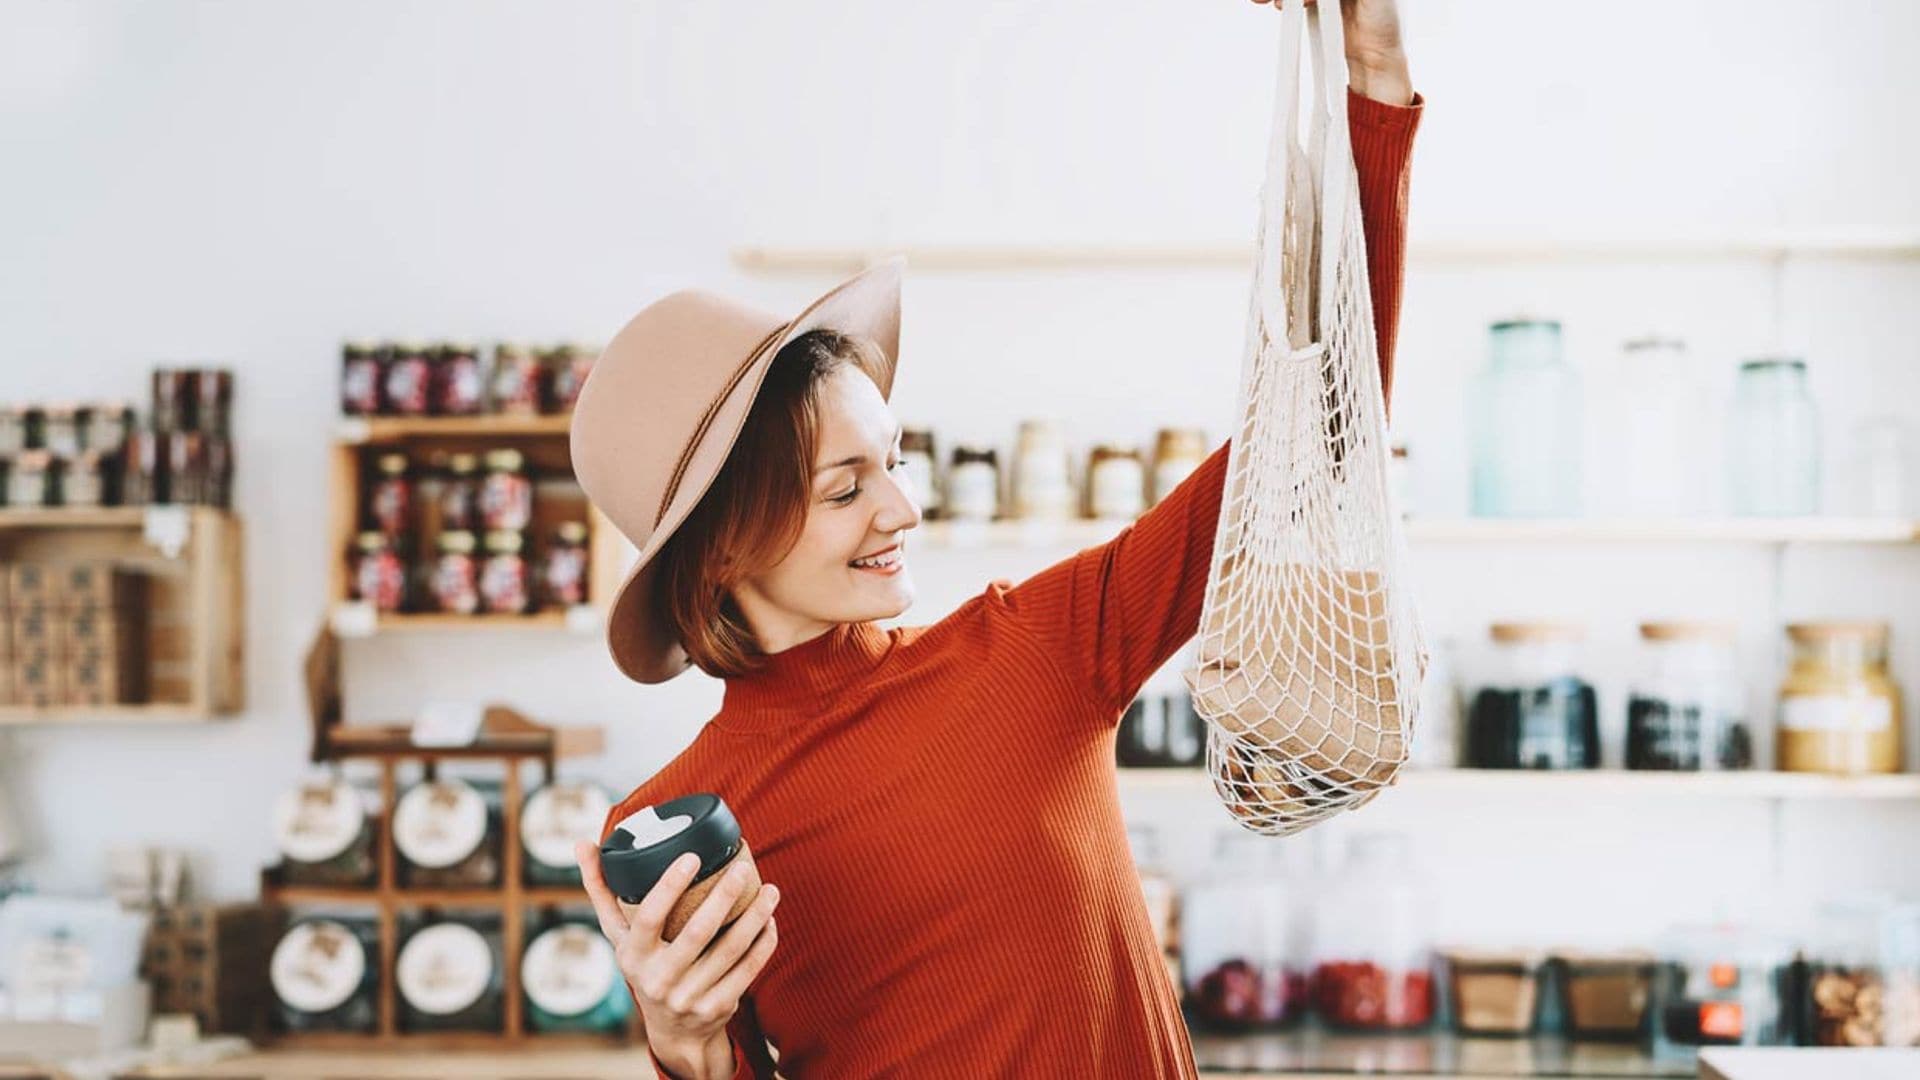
[384, 341, 434, 416]
[1627, 622, 1753, 771]
[900, 429, 942, 519]
[546, 343, 596, 413]
[270, 917, 379, 1033]
[271, 773, 376, 888]
[1311, 834, 1435, 1030]
[1556, 951, 1656, 1041]
[1652, 924, 1792, 1053]
[1088, 445, 1147, 520]
[1183, 831, 1307, 1031]
[434, 342, 485, 416]
[396, 915, 505, 1033]
[83, 402, 136, 454]
[1465, 623, 1600, 770]
[368, 452, 413, 537]
[41, 405, 81, 456]
[393, 777, 502, 887]
[438, 452, 481, 532]
[523, 918, 632, 1033]
[490, 343, 544, 415]
[431, 531, 481, 615]
[1151, 428, 1208, 505]
[480, 530, 531, 614]
[341, 341, 384, 415]
[479, 449, 533, 532]
[1011, 420, 1074, 521]
[540, 521, 590, 608]
[351, 531, 407, 612]
[1777, 622, 1904, 774]
[521, 779, 613, 887]
[6, 450, 59, 508]
[945, 446, 1001, 522]
[1443, 950, 1543, 1037]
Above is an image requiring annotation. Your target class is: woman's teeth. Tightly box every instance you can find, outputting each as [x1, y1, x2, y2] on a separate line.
[851, 549, 902, 570]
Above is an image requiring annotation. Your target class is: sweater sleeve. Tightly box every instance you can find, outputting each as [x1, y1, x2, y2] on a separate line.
[996, 88, 1422, 717]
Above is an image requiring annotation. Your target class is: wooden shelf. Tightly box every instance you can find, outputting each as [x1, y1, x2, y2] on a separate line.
[261, 885, 588, 909]
[336, 414, 574, 444]
[259, 1031, 637, 1053]
[0, 702, 216, 726]
[1117, 766, 1920, 800]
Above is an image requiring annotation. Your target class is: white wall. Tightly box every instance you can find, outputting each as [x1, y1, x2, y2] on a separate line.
[3, 0, 1918, 951]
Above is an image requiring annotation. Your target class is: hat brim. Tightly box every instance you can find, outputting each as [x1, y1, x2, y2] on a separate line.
[604, 256, 905, 684]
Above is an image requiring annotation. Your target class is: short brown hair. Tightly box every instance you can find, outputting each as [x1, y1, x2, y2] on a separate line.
[653, 328, 889, 679]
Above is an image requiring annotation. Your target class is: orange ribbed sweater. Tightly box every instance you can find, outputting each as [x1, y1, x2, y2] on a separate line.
[615, 88, 1423, 1080]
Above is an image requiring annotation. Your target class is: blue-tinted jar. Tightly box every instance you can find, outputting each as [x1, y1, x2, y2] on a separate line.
[1469, 319, 1582, 517]
[1728, 357, 1820, 516]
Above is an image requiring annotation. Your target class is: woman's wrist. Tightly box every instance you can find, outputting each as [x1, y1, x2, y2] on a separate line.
[1347, 48, 1413, 106]
[651, 1030, 737, 1080]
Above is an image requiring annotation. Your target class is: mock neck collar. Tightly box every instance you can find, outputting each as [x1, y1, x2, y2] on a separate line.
[717, 620, 894, 727]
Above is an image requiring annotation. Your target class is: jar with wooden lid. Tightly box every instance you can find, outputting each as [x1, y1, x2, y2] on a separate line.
[945, 446, 1001, 522]
[1628, 622, 1752, 771]
[1151, 428, 1208, 505]
[1011, 419, 1074, 521]
[431, 530, 481, 614]
[1087, 445, 1147, 520]
[1465, 622, 1600, 770]
[1776, 621, 1904, 774]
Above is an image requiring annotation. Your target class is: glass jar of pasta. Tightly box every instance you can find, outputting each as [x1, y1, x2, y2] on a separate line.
[1776, 622, 1904, 775]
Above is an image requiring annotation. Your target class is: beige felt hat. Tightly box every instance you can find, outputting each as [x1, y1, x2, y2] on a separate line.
[569, 258, 905, 684]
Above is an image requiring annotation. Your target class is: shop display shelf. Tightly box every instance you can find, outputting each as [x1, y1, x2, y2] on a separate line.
[336, 414, 574, 444]
[1117, 766, 1920, 801]
[0, 505, 244, 725]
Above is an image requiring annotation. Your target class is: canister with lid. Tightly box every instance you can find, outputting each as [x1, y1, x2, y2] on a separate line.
[540, 521, 590, 608]
[522, 778, 614, 887]
[1776, 621, 1904, 774]
[271, 773, 376, 887]
[392, 776, 502, 888]
[480, 530, 532, 614]
[1011, 420, 1074, 521]
[396, 914, 505, 1033]
[1183, 830, 1308, 1030]
[945, 447, 1001, 522]
[490, 343, 544, 415]
[523, 917, 633, 1033]
[431, 530, 481, 615]
[1088, 445, 1147, 520]
[1652, 924, 1792, 1053]
[479, 449, 533, 532]
[600, 793, 759, 943]
[1627, 622, 1752, 771]
[269, 917, 379, 1033]
[1465, 623, 1600, 770]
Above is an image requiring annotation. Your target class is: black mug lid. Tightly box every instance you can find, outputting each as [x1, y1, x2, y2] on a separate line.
[598, 792, 741, 904]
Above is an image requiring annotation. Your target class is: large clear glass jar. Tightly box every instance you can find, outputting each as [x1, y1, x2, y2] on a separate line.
[1652, 924, 1792, 1055]
[1590, 336, 1708, 517]
[1805, 899, 1893, 1047]
[1310, 833, 1435, 1030]
[1728, 357, 1819, 516]
[1465, 623, 1600, 770]
[1468, 319, 1582, 518]
[1627, 622, 1753, 771]
[1181, 831, 1306, 1031]
[1776, 622, 1904, 775]
[1011, 419, 1074, 521]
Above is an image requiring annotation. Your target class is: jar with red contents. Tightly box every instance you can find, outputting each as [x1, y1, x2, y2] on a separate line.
[489, 344, 544, 415]
[540, 521, 589, 608]
[1310, 833, 1436, 1030]
[351, 531, 407, 612]
[438, 452, 481, 532]
[479, 531, 531, 614]
[545, 343, 595, 413]
[479, 449, 533, 532]
[1180, 831, 1309, 1031]
[384, 342, 434, 417]
[433, 342, 486, 416]
[368, 452, 413, 537]
[341, 342, 383, 415]
[431, 530, 481, 615]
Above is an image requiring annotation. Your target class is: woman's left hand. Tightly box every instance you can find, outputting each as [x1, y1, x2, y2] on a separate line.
[1248, 0, 1412, 106]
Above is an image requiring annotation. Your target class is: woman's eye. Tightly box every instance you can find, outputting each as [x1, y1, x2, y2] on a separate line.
[829, 487, 860, 505]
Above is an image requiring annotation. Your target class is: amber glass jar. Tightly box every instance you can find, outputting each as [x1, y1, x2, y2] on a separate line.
[1776, 622, 1903, 775]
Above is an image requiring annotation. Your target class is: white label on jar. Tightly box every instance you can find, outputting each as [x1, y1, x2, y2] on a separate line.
[396, 923, 493, 1016]
[392, 779, 488, 869]
[523, 924, 618, 1018]
[946, 463, 999, 520]
[271, 920, 367, 1014]
[522, 781, 613, 870]
[273, 778, 366, 864]
[1091, 459, 1146, 519]
[1781, 695, 1894, 733]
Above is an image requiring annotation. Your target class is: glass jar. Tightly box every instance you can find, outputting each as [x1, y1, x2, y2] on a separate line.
[431, 530, 481, 615]
[121, 430, 161, 506]
[1088, 445, 1147, 520]
[383, 341, 434, 417]
[540, 521, 590, 608]
[1590, 337, 1707, 517]
[1728, 357, 1819, 516]
[351, 530, 407, 613]
[1468, 318, 1582, 518]
[163, 430, 207, 505]
[1840, 416, 1917, 518]
[1465, 623, 1600, 770]
[193, 369, 233, 437]
[546, 343, 596, 413]
[900, 429, 941, 519]
[6, 450, 58, 507]
[1311, 834, 1435, 1030]
[64, 450, 114, 508]
[1183, 831, 1307, 1031]
[396, 915, 505, 1033]
[434, 342, 486, 416]
[1776, 622, 1903, 775]
[480, 530, 532, 614]
[1556, 951, 1656, 1041]
[41, 405, 81, 457]
[438, 452, 480, 531]
[151, 370, 191, 432]
[490, 343, 544, 415]
[1627, 622, 1753, 771]
[1151, 428, 1208, 506]
[368, 452, 413, 537]
[1884, 902, 1920, 1047]
[0, 406, 28, 456]
[271, 773, 376, 887]
[270, 917, 379, 1033]
[1443, 950, 1543, 1037]
[82, 402, 136, 454]
[945, 446, 1001, 521]
[1011, 420, 1074, 521]
[521, 779, 613, 887]
[1652, 924, 1792, 1054]
[479, 449, 533, 532]
[340, 341, 384, 416]
[1118, 689, 1205, 768]
[523, 918, 631, 1033]
[1805, 899, 1892, 1047]
[392, 777, 502, 887]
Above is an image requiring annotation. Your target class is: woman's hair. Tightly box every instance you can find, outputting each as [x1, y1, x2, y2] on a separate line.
[654, 327, 890, 679]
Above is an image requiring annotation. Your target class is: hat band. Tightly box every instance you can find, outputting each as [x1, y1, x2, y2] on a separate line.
[653, 323, 792, 531]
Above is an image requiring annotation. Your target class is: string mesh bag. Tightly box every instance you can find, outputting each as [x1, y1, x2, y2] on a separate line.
[1184, 0, 1427, 837]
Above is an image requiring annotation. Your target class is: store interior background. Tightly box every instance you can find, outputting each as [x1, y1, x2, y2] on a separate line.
[3, 0, 1919, 953]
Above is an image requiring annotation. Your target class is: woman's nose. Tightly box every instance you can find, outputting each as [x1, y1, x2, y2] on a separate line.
[873, 466, 922, 533]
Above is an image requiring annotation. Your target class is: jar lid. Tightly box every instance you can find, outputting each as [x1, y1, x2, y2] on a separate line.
[1639, 621, 1736, 641]
[521, 779, 613, 870]
[555, 521, 588, 544]
[901, 428, 936, 452]
[484, 530, 524, 555]
[1090, 444, 1142, 462]
[1787, 621, 1889, 645]
[494, 342, 531, 357]
[1740, 356, 1806, 372]
[270, 919, 368, 1013]
[951, 446, 998, 466]
[438, 530, 477, 555]
[442, 341, 479, 354]
[446, 452, 478, 473]
[1622, 335, 1687, 353]
[272, 776, 366, 863]
[1489, 622, 1584, 644]
[485, 448, 526, 472]
[354, 531, 390, 552]
[396, 922, 494, 1016]
[343, 340, 379, 354]
[393, 339, 430, 354]
[599, 793, 741, 905]
[392, 779, 489, 868]
[376, 452, 409, 475]
[523, 924, 619, 1017]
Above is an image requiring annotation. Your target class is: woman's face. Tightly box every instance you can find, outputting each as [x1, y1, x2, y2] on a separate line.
[731, 366, 921, 652]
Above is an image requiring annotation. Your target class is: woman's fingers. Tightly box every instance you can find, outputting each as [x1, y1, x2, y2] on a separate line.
[696, 917, 780, 1017]
[576, 840, 629, 947]
[676, 884, 780, 1003]
[656, 859, 758, 972]
[624, 851, 704, 945]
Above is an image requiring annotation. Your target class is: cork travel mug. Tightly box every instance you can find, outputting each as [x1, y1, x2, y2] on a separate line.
[599, 792, 759, 942]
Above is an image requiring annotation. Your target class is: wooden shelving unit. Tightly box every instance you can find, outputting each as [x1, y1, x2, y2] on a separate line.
[0, 505, 245, 724]
[1117, 766, 1920, 801]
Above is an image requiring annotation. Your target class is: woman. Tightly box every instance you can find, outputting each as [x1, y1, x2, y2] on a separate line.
[570, 3, 1421, 1075]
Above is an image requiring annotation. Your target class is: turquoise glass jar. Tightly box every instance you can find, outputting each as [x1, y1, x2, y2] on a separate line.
[1468, 319, 1582, 517]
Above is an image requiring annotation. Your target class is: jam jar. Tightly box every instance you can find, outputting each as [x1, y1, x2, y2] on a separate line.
[383, 341, 434, 416]
[368, 452, 413, 537]
[1465, 622, 1600, 770]
[433, 341, 486, 415]
[271, 773, 377, 887]
[1777, 621, 1904, 774]
[396, 915, 505, 1033]
[479, 449, 533, 532]
[270, 917, 379, 1033]
[1310, 834, 1436, 1030]
[392, 776, 502, 887]
[1088, 445, 1147, 520]
[1627, 622, 1753, 771]
[430, 530, 481, 615]
[438, 452, 481, 531]
[341, 341, 384, 415]
[351, 531, 407, 612]
[546, 343, 596, 412]
[83, 402, 136, 454]
[490, 343, 544, 415]
[521, 779, 614, 887]
[540, 521, 590, 608]
[480, 530, 532, 614]
[1182, 830, 1309, 1030]
[524, 917, 632, 1033]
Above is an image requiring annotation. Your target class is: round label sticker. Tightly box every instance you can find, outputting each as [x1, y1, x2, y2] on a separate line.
[392, 779, 487, 869]
[273, 778, 365, 864]
[270, 920, 367, 1014]
[396, 922, 494, 1016]
[522, 781, 613, 870]
[523, 924, 619, 1018]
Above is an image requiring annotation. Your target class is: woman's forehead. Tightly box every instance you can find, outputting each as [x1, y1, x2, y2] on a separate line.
[812, 370, 898, 463]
